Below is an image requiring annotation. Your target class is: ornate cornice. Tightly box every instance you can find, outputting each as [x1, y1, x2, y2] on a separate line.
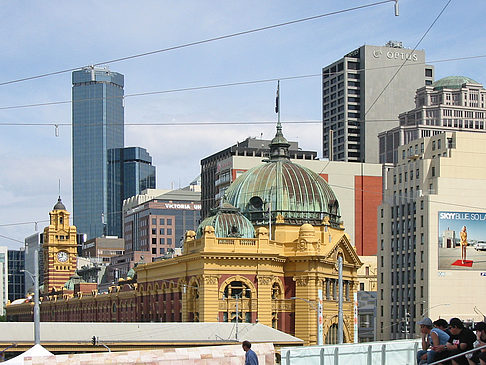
[293, 276, 309, 287]
[257, 275, 274, 285]
[202, 274, 220, 285]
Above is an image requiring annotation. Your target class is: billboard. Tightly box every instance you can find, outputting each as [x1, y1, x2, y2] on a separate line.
[438, 211, 486, 270]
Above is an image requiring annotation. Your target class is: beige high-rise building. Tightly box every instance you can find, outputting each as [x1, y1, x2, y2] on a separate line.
[379, 76, 486, 164]
[377, 132, 486, 340]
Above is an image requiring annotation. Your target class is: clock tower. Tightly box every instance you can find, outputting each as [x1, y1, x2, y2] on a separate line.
[43, 197, 78, 293]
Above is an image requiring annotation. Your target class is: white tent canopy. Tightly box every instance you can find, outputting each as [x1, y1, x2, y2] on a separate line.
[3, 344, 54, 364]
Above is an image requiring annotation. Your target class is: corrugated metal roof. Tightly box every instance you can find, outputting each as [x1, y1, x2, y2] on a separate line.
[0, 322, 303, 344]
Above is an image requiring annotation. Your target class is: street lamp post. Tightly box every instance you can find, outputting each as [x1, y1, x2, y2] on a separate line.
[21, 248, 40, 345]
[235, 292, 240, 341]
[404, 312, 411, 339]
[422, 303, 450, 317]
[225, 288, 250, 341]
[290, 292, 324, 346]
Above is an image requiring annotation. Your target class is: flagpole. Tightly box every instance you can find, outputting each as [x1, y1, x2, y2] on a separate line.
[276, 80, 281, 127]
[273, 80, 281, 240]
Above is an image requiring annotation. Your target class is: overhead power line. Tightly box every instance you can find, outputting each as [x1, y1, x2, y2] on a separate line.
[0, 0, 395, 88]
[364, 0, 453, 118]
[0, 119, 424, 127]
[0, 53, 485, 112]
[0, 220, 48, 227]
[0, 233, 24, 244]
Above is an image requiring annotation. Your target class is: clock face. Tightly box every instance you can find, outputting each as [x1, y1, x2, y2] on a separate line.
[57, 251, 69, 262]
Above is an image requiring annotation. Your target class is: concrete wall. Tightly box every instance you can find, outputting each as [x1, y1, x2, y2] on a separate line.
[362, 46, 429, 163]
[378, 131, 486, 340]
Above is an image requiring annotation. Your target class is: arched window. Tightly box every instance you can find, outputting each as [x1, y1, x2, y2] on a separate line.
[223, 281, 251, 299]
[221, 280, 253, 323]
[271, 282, 281, 299]
[192, 282, 200, 299]
[271, 282, 283, 329]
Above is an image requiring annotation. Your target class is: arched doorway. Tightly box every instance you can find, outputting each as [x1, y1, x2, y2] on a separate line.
[325, 323, 348, 344]
[325, 323, 338, 344]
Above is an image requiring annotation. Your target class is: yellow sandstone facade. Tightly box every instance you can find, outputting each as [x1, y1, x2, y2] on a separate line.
[7, 124, 362, 346]
[142, 216, 363, 345]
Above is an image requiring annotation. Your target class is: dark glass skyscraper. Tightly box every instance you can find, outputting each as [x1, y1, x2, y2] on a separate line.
[8, 249, 25, 302]
[72, 67, 124, 239]
[107, 147, 156, 237]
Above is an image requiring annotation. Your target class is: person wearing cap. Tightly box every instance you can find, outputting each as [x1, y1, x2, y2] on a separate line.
[439, 318, 476, 365]
[417, 317, 450, 364]
[467, 322, 486, 365]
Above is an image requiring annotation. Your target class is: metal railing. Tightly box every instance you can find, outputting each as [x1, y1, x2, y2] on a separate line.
[281, 340, 420, 365]
[429, 343, 486, 365]
[281, 341, 486, 365]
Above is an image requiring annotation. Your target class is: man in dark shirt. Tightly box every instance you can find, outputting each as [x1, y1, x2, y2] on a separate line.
[242, 340, 259, 365]
[437, 318, 476, 365]
[434, 319, 452, 337]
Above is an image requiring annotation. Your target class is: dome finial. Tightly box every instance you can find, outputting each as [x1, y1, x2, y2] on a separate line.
[269, 120, 290, 160]
[53, 196, 66, 211]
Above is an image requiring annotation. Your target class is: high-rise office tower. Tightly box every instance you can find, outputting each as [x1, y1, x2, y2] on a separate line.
[107, 147, 156, 237]
[72, 67, 124, 239]
[322, 42, 434, 163]
[0, 246, 7, 315]
[379, 76, 486, 164]
[7, 249, 25, 302]
[377, 132, 486, 340]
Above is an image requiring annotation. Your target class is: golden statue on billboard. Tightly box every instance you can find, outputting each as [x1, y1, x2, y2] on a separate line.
[460, 225, 468, 263]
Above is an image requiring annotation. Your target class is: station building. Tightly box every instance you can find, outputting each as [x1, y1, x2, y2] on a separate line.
[7, 124, 362, 345]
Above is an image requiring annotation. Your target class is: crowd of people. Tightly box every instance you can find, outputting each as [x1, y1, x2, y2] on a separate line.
[417, 317, 486, 365]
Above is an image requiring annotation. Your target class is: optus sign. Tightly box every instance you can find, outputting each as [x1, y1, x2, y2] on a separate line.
[372, 49, 418, 61]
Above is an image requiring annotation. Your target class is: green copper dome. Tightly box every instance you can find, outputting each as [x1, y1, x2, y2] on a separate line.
[196, 202, 255, 239]
[225, 123, 340, 226]
[433, 76, 481, 90]
[63, 273, 83, 291]
[127, 268, 135, 279]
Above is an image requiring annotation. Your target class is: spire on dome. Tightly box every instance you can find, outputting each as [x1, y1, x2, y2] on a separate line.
[269, 121, 290, 160]
[53, 196, 66, 211]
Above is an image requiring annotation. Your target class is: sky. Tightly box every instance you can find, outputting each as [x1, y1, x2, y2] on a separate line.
[1, 0, 486, 249]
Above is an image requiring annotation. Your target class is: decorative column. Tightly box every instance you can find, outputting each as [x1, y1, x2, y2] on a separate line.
[293, 275, 318, 345]
[256, 275, 274, 326]
[199, 274, 220, 322]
